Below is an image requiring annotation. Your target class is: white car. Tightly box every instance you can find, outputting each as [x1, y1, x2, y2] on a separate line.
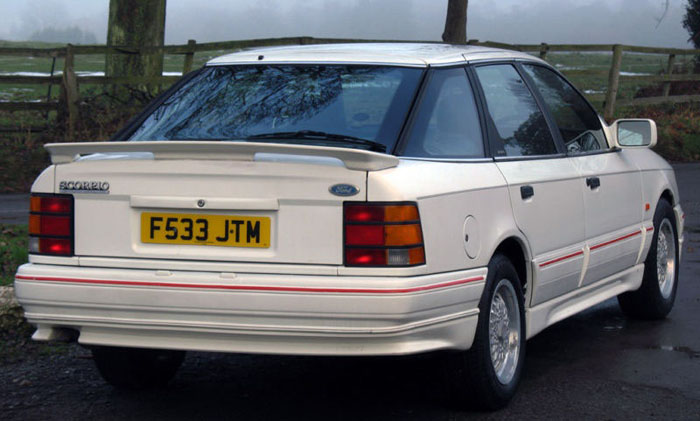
[15, 43, 684, 409]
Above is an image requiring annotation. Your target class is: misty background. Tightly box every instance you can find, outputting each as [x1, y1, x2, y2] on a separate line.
[0, 0, 693, 48]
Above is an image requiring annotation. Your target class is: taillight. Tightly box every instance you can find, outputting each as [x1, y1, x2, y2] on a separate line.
[28, 194, 73, 256]
[344, 202, 426, 267]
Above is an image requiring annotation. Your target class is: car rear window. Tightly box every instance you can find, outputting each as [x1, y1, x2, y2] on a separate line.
[129, 65, 423, 153]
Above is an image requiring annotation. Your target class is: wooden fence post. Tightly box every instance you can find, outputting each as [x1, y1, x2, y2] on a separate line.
[59, 44, 79, 140]
[662, 54, 676, 97]
[603, 44, 623, 121]
[539, 43, 549, 61]
[182, 39, 196, 74]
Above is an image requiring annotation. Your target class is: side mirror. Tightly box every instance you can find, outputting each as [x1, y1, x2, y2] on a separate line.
[611, 119, 657, 149]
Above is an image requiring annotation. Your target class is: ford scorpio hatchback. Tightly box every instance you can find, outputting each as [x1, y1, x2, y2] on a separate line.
[15, 43, 684, 409]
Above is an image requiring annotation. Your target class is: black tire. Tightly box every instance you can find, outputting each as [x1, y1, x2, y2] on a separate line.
[618, 199, 679, 320]
[444, 254, 526, 410]
[91, 346, 185, 389]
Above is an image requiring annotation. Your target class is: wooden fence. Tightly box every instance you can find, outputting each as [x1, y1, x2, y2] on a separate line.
[1, 36, 700, 137]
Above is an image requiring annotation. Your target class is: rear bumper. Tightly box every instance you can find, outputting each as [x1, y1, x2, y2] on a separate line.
[14, 263, 486, 356]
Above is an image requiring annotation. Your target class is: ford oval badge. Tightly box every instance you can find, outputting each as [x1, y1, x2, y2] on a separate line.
[329, 184, 359, 197]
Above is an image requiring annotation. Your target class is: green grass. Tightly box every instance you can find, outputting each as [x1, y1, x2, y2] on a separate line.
[683, 133, 700, 156]
[544, 51, 691, 112]
[0, 224, 28, 286]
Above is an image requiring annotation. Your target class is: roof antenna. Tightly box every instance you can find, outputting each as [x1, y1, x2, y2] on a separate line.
[258, 55, 264, 61]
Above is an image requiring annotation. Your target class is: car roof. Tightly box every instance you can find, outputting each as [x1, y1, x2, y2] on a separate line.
[206, 43, 544, 67]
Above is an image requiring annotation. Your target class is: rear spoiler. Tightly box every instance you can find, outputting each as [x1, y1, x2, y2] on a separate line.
[44, 141, 399, 172]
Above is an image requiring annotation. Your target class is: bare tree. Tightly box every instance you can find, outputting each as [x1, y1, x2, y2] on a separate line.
[655, 0, 670, 29]
[105, 0, 167, 85]
[442, 0, 468, 44]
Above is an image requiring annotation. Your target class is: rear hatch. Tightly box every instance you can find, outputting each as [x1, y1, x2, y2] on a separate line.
[48, 141, 398, 265]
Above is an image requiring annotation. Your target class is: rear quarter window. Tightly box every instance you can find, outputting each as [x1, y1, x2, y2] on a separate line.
[402, 67, 484, 158]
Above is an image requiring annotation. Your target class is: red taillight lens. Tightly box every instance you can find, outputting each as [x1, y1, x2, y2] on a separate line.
[29, 214, 72, 237]
[345, 248, 387, 266]
[35, 238, 72, 256]
[30, 196, 72, 213]
[345, 225, 384, 246]
[344, 205, 385, 223]
[343, 203, 425, 267]
[29, 194, 73, 256]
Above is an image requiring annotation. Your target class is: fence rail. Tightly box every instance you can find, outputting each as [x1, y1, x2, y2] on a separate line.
[1, 36, 699, 138]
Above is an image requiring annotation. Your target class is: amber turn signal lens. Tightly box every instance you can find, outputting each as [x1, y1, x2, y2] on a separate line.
[408, 247, 425, 265]
[384, 206, 419, 222]
[29, 214, 41, 235]
[384, 224, 422, 246]
[29, 196, 41, 212]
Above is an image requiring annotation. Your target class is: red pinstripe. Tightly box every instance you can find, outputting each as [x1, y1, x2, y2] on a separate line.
[590, 230, 641, 251]
[539, 250, 584, 268]
[14, 275, 484, 294]
[540, 228, 647, 268]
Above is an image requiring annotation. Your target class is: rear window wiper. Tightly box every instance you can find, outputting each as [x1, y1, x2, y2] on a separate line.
[245, 130, 387, 153]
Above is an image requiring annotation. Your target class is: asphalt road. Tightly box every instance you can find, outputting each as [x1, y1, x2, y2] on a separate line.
[0, 194, 30, 225]
[1, 165, 699, 420]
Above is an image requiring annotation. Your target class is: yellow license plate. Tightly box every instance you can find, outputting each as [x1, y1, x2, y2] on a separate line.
[140, 212, 271, 248]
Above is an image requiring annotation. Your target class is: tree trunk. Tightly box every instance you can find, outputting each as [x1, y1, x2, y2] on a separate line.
[442, 0, 468, 44]
[105, 0, 166, 98]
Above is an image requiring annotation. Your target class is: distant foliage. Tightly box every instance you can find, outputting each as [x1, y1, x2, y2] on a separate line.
[619, 103, 700, 162]
[29, 26, 97, 45]
[683, 0, 700, 48]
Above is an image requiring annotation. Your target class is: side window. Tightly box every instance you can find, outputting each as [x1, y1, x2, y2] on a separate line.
[522, 64, 608, 154]
[403, 67, 484, 158]
[474, 64, 557, 157]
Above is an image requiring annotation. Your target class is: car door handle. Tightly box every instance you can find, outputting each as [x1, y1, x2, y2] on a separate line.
[586, 177, 601, 189]
[520, 185, 534, 200]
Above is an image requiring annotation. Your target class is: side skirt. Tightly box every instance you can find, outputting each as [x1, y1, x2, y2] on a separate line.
[526, 263, 644, 339]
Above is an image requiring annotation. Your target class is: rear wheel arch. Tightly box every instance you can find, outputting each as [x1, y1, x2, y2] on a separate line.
[492, 237, 529, 296]
[660, 189, 674, 207]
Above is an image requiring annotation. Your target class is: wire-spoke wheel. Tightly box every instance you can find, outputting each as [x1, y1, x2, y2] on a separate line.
[656, 218, 676, 300]
[489, 279, 521, 385]
[618, 199, 679, 319]
[444, 254, 525, 410]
